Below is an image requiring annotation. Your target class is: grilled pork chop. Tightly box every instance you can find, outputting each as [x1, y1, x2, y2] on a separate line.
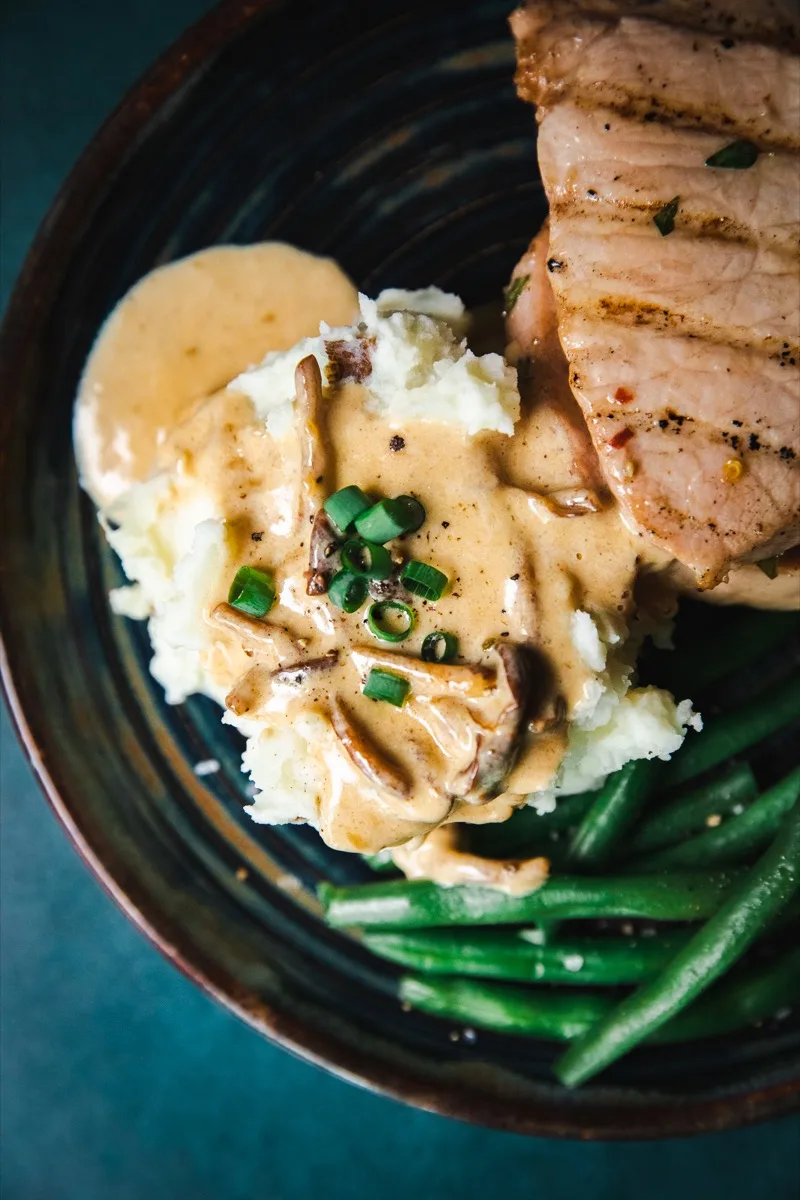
[511, 0, 800, 587]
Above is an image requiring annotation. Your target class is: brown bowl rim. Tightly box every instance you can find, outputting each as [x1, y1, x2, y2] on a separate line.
[1, 0, 798, 1140]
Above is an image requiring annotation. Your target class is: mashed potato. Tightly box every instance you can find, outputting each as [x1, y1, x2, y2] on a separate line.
[97, 284, 698, 844]
[231, 289, 519, 438]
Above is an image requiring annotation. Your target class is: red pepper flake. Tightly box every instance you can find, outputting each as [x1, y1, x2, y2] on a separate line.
[613, 386, 635, 404]
[609, 426, 634, 450]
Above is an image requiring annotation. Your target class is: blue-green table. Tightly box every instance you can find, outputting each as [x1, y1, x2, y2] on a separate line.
[1, 2, 798, 1196]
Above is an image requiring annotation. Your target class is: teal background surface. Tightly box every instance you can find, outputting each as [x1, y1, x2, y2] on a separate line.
[1, 2, 799, 1196]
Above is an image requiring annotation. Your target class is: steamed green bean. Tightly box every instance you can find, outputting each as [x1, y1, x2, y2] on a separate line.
[567, 760, 655, 867]
[625, 762, 758, 855]
[661, 673, 800, 790]
[632, 768, 800, 871]
[555, 800, 800, 1086]
[398, 946, 800, 1045]
[365, 928, 692, 985]
[320, 870, 741, 929]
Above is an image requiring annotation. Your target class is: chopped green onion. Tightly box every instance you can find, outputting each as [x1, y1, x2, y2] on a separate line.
[367, 601, 416, 643]
[363, 668, 410, 707]
[756, 557, 779, 580]
[227, 565, 276, 617]
[421, 632, 458, 662]
[354, 495, 426, 543]
[503, 275, 529, 315]
[340, 538, 393, 580]
[401, 560, 448, 601]
[705, 140, 759, 169]
[323, 485, 372, 533]
[653, 196, 679, 237]
[328, 571, 368, 613]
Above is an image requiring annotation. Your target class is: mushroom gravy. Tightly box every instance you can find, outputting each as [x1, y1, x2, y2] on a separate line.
[75, 242, 656, 855]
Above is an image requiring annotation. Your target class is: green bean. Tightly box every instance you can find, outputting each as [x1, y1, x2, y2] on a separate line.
[632, 768, 800, 872]
[365, 928, 692, 985]
[661, 673, 800, 790]
[555, 799, 800, 1087]
[473, 791, 597, 857]
[320, 869, 741, 929]
[567, 760, 655, 867]
[400, 975, 614, 1040]
[399, 945, 800, 1044]
[656, 946, 800, 1043]
[362, 851, 397, 874]
[625, 762, 758, 855]
[647, 608, 798, 696]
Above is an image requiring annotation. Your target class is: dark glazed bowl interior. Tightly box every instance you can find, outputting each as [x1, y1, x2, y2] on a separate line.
[1, 0, 798, 1139]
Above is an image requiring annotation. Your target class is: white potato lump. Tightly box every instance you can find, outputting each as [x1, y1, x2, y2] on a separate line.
[100, 287, 698, 838]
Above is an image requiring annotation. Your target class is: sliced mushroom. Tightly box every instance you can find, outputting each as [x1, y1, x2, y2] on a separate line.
[519, 485, 603, 523]
[329, 696, 411, 798]
[294, 355, 341, 596]
[405, 696, 481, 763]
[392, 825, 549, 898]
[295, 355, 327, 528]
[351, 646, 496, 700]
[225, 651, 338, 718]
[225, 663, 273, 717]
[324, 336, 374, 384]
[211, 602, 300, 666]
[271, 651, 339, 687]
[450, 643, 537, 802]
[307, 510, 339, 596]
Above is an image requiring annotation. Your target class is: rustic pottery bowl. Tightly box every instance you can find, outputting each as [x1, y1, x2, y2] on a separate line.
[1, 0, 798, 1138]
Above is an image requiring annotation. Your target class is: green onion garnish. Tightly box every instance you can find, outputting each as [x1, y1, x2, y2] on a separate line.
[354, 495, 426, 543]
[653, 196, 680, 237]
[340, 538, 392, 580]
[227, 565, 276, 617]
[503, 274, 529, 315]
[328, 571, 368, 613]
[362, 667, 410, 706]
[323, 485, 372, 533]
[400, 560, 448, 601]
[367, 601, 415, 643]
[421, 631, 458, 662]
[756, 557, 779, 580]
[705, 139, 759, 169]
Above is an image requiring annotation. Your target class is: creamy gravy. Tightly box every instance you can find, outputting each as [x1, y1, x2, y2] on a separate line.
[77, 242, 650, 856]
[75, 243, 360, 507]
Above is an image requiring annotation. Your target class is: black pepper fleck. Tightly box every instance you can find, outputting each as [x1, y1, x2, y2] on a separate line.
[251, 532, 263, 542]
[389, 435, 405, 452]
[441, 521, 450, 529]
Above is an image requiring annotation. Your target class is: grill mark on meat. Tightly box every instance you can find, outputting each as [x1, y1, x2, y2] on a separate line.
[513, 1, 800, 55]
[561, 297, 800, 361]
[550, 198, 779, 250]
[567, 91, 800, 152]
[512, 1, 800, 583]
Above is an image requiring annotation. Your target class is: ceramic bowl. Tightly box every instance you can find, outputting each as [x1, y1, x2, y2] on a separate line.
[1, 0, 798, 1138]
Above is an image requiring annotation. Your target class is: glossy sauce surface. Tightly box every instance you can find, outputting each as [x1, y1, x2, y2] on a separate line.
[76, 243, 649, 855]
